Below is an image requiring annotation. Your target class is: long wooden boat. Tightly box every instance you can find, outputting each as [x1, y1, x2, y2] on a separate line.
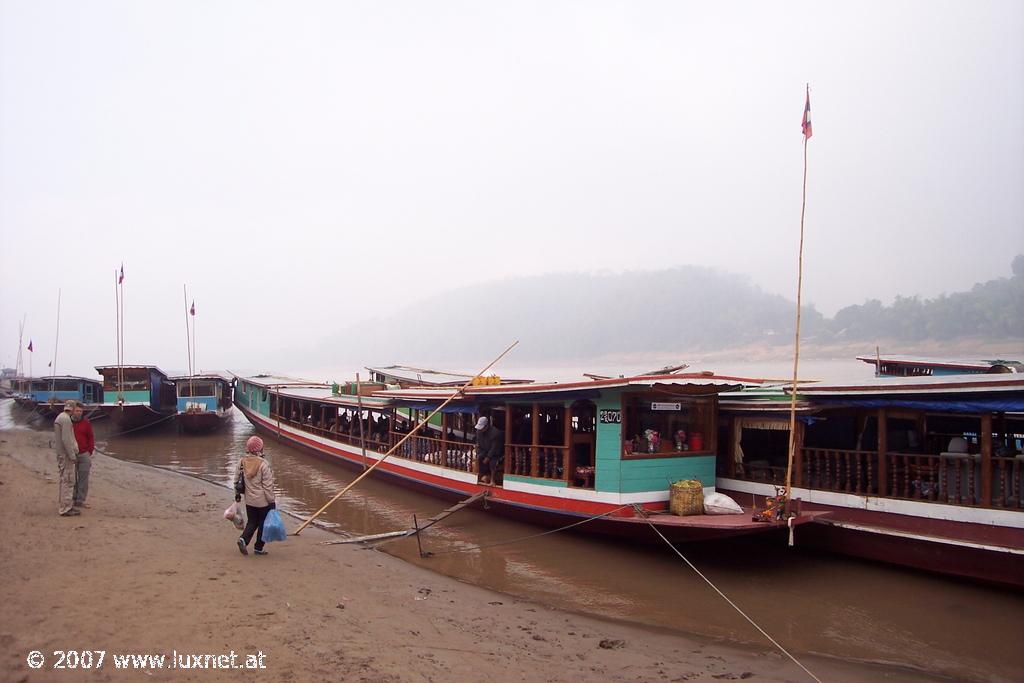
[234, 372, 826, 543]
[717, 373, 1024, 587]
[856, 354, 1022, 377]
[96, 365, 177, 432]
[16, 375, 104, 418]
[173, 373, 234, 433]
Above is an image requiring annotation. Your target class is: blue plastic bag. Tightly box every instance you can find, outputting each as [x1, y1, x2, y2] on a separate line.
[262, 508, 287, 543]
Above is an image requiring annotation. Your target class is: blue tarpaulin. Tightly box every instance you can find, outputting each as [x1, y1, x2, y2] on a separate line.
[813, 398, 1024, 414]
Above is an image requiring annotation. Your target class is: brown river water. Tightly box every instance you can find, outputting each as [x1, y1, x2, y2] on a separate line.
[5, 399, 1022, 682]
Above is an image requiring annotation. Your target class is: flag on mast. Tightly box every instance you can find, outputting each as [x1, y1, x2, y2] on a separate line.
[27, 340, 33, 352]
[802, 85, 813, 139]
[119, 263, 124, 284]
[190, 301, 195, 316]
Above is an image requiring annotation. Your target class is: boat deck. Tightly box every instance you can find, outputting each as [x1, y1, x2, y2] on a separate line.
[620, 509, 831, 530]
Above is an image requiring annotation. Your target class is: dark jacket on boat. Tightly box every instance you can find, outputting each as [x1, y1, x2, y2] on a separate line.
[476, 426, 505, 463]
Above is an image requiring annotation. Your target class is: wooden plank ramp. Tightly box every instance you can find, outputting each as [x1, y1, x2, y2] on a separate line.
[318, 490, 489, 546]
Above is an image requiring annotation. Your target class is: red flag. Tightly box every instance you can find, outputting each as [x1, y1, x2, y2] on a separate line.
[190, 301, 195, 316]
[27, 340, 33, 352]
[802, 86, 813, 139]
[119, 263, 124, 284]
[48, 361, 52, 367]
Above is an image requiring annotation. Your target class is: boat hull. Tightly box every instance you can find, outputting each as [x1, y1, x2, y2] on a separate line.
[178, 410, 231, 434]
[717, 484, 1024, 588]
[102, 404, 176, 432]
[237, 402, 816, 544]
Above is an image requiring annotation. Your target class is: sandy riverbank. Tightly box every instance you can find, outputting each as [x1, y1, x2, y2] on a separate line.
[0, 428, 938, 682]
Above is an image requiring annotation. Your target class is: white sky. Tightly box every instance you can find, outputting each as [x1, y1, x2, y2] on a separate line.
[2, 1, 1022, 377]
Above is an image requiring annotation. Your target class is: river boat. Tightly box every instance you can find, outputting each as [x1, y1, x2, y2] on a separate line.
[716, 373, 1024, 587]
[18, 375, 103, 418]
[96, 365, 178, 432]
[856, 354, 1022, 377]
[234, 371, 826, 543]
[173, 373, 234, 433]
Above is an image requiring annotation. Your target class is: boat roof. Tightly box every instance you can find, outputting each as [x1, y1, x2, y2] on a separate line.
[582, 362, 690, 380]
[170, 372, 233, 383]
[366, 364, 533, 386]
[718, 384, 819, 413]
[793, 373, 1024, 396]
[275, 385, 392, 408]
[377, 372, 761, 401]
[232, 373, 328, 388]
[27, 375, 103, 385]
[233, 374, 390, 408]
[95, 364, 171, 377]
[855, 354, 1022, 371]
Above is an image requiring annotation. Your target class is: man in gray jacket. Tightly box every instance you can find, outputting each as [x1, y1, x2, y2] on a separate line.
[53, 400, 80, 516]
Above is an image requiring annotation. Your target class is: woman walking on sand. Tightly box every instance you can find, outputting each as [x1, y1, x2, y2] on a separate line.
[235, 435, 276, 556]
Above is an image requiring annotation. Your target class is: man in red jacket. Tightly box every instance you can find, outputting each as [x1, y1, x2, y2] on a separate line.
[71, 404, 95, 509]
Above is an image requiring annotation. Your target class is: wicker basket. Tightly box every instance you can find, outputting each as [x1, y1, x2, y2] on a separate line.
[669, 479, 705, 517]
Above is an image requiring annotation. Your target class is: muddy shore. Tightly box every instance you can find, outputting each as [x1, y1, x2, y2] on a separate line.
[1, 428, 940, 682]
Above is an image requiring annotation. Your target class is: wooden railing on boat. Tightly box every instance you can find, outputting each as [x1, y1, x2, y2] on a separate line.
[506, 443, 569, 482]
[795, 447, 1022, 509]
[735, 446, 1023, 510]
[269, 413, 477, 474]
[391, 433, 475, 472]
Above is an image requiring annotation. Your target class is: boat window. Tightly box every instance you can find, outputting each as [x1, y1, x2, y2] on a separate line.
[178, 382, 217, 397]
[101, 368, 150, 391]
[622, 393, 714, 455]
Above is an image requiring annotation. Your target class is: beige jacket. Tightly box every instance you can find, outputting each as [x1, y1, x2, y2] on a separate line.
[239, 455, 276, 508]
[53, 411, 79, 462]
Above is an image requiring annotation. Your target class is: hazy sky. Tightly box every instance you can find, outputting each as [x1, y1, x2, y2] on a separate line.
[2, 1, 1022, 378]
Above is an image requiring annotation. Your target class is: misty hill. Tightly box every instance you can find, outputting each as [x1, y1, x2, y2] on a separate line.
[821, 255, 1024, 343]
[326, 266, 823, 362]
[320, 256, 1023, 364]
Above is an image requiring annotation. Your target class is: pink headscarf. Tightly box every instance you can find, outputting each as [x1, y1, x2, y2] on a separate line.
[246, 435, 264, 454]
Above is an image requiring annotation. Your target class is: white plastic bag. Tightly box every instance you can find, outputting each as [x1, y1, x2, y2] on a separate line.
[224, 501, 246, 530]
[703, 492, 744, 515]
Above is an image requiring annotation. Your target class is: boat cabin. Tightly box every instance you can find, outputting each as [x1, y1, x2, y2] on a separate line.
[173, 374, 234, 414]
[379, 373, 745, 496]
[95, 365, 177, 410]
[27, 376, 103, 405]
[719, 374, 1024, 511]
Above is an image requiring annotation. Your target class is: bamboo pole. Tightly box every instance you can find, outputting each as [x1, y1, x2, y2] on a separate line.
[784, 85, 811, 511]
[50, 289, 61, 393]
[183, 285, 193, 400]
[294, 340, 519, 535]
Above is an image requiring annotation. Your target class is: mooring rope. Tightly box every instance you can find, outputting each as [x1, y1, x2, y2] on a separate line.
[419, 503, 634, 555]
[631, 505, 822, 683]
[90, 411, 180, 444]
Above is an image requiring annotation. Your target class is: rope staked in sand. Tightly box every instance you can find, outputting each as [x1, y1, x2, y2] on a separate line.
[632, 505, 822, 683]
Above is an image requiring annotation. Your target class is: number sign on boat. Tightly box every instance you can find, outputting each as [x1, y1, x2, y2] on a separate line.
[599, 409, 620, 424]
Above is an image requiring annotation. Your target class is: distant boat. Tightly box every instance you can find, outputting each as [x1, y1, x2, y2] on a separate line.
[95, 365, 177, 432]
[857, 354, 1022, 377]
[173, 373, 234, 433]
[233, 370, 825, 544]
[21, 375, 103, 418]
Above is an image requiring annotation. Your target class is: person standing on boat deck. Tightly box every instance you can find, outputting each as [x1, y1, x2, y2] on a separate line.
[235, 435, 276, 556]
[53, 400, 80, 516]
[71, 403, 95, 508]
[475, 416, 504, 485]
